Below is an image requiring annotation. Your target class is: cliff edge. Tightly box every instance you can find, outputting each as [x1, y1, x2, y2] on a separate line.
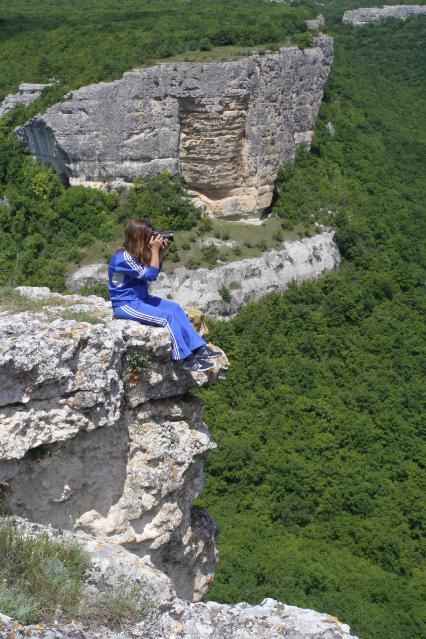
[0, 287, 358, 638]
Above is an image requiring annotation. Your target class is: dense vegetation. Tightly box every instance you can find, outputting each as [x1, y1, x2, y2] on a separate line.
[1, 2, 425, 638]
[198, 17, 426, 639]
[0, 154, 199, 289]
[0, 0, 314, 104]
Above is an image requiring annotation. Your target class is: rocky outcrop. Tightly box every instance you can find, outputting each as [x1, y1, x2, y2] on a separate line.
[0, 82, 54, 118]
[66, 230, 340, 319]
[0, 288, 227, 601]
[16, 37, 333, 217]
[0, 523, 358, 639]
[342, 4, 426, 25]
[305, 15, 325, 30]
[0, 289, 359, 638]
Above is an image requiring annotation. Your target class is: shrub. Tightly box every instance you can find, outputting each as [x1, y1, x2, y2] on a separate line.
[219, 285, 232, 303]
[293, 32, 314, 50]
[198, 217, 213, 234]
[201, 245, 219, 265]
[78, 581, 150, 629]
[128, 172, 200, 231]
[128, 352, 151, 372]
[0, 521, 90, 624]
[186, 257, 201, 269]
[79, 282, 109, 299]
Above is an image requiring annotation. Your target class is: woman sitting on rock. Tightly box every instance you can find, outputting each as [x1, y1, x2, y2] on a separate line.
[108, 218, 221, 372]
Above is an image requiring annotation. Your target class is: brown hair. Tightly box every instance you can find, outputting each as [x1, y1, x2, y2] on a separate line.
[116, 218, 153, 266]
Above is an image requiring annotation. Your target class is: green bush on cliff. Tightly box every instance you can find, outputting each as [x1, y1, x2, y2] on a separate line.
[127, 172, 201, 231]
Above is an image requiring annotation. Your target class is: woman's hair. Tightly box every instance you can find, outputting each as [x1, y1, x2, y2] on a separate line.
[116, 218, 153, 265]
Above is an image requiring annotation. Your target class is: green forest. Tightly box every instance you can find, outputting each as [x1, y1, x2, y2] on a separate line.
[1, 2, 426, 639]
[199, 16, 426, 639]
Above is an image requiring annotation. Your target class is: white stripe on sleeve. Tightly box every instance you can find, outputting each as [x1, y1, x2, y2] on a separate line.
[123, 250, 147, 278]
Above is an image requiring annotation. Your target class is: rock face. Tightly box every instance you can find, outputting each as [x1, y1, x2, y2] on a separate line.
[0, 288, 228, 601]
[342, 4, 426, 25]
[0, 289, 358, 638]
[16, 37, 333, 217]
[305, 15, 325, 30]
[66, 230, 340, 319]
[0, 520, 359, 639]
[0, 82, 53, 118]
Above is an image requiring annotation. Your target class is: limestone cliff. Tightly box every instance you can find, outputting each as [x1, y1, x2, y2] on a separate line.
[0, 287, 227, 601]
[0, 82, 53, 118]
[0, 287, 358, 638]
[342, 4, 426, 25]
[16, 36, 333, 217]
[66, 230, 340, 319]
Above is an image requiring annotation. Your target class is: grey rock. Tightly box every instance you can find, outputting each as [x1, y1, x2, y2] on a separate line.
[199, 237, 238, 250]
[305, 15, 325, 30]
[342, 4, 426, 25]
[66, 231, 340, 319]
[152, 231, 340, 318]
[16, 37, 333, 217]
[0, 288, 228, 600]
[325, 121, 336, 137]
[65, 263, 108, 291]
[0, 588, 359, 638]
[0, 197, 11, 209]
[14, 285, 52, 299]
[5, 516, 175, 604]
[0, 82, 53, 118]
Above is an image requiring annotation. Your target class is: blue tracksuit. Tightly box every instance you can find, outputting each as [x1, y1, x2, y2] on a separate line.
[108, 249, 205, 360]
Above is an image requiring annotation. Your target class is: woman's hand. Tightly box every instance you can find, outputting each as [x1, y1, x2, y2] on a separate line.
[160, 238, 171, 252]
[149, 234, 164, 253]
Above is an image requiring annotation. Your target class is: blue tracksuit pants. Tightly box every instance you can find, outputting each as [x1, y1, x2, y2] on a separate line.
[113, 296, 206, 360]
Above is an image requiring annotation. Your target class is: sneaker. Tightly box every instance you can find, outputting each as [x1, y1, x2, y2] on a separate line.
[193, 345, 222, 359]
[181, 355, 215, 372]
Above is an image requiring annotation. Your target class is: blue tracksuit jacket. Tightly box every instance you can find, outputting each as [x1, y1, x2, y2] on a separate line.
[107, 248, 205, 360]
[108, 249, 160, 307]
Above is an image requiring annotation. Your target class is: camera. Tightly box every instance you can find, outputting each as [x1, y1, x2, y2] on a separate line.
[152, 229, 174, 242]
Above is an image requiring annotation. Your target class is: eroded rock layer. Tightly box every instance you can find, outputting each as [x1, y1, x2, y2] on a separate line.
[66, 230, 340, 319]
[16, 37, 333, 217]
[342, 4, 426, 25]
